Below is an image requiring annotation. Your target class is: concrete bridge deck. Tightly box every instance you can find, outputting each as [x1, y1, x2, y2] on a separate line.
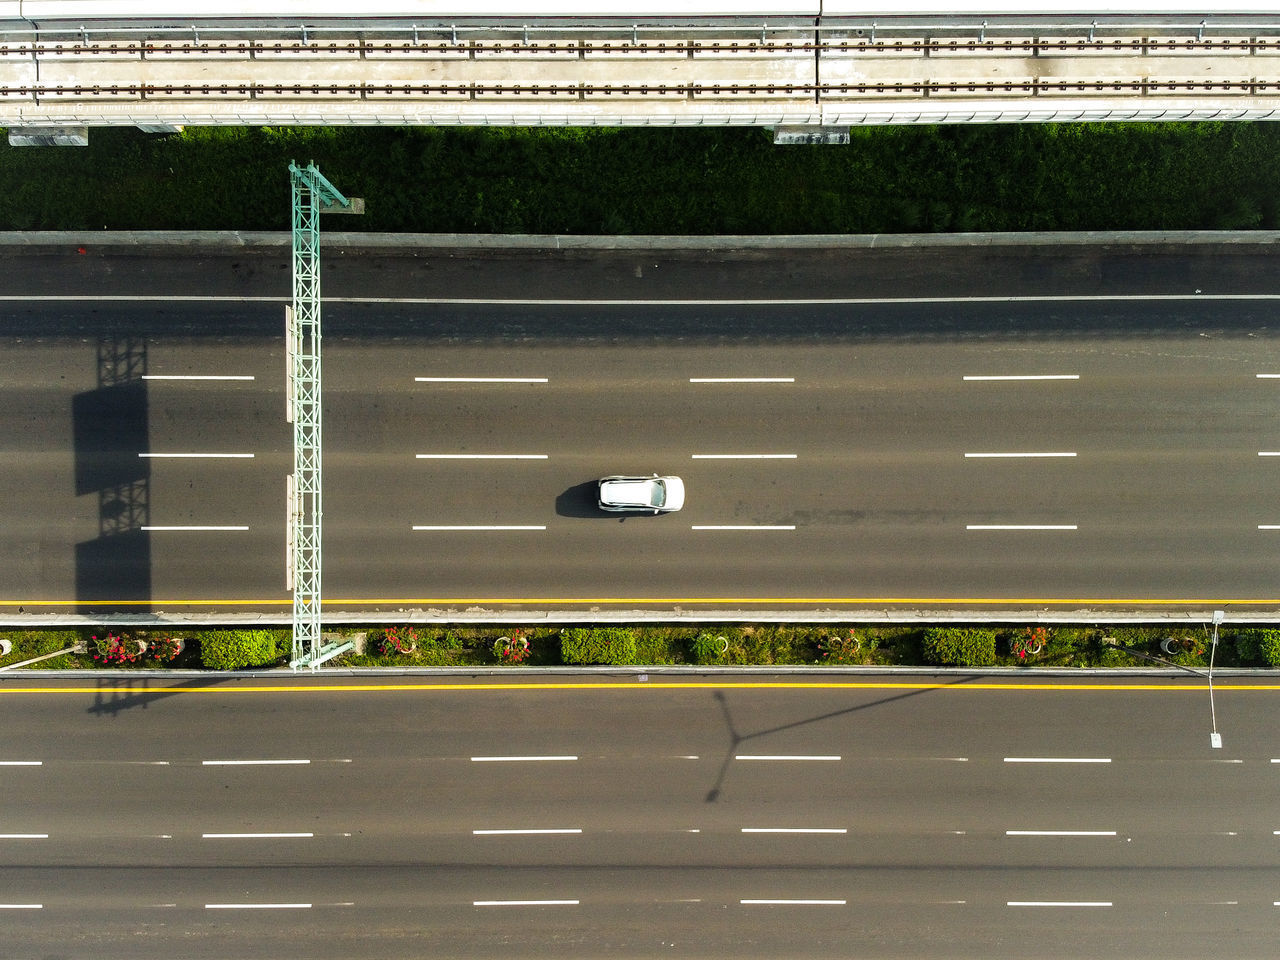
[6, 18, 1280, 130]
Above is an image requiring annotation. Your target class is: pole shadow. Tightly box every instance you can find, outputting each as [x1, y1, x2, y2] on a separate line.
[702, 676, 981, 803]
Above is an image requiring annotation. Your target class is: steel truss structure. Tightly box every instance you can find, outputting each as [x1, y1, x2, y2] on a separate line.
[287, 160, 359, 670]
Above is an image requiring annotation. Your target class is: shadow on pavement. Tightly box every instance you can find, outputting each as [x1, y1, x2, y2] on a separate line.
[703, 677, 981, 803]
[85, 673, 236, 717]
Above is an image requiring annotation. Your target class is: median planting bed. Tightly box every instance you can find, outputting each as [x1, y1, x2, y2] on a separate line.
[1, 624, 1277, 671]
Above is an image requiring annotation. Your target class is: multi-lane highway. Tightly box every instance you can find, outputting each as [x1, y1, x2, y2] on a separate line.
[1, 237, 1278, 614]
[0, 673, 1276, 958]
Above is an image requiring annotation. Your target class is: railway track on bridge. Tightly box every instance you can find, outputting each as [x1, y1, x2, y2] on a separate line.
[8, 23, 1280, 125]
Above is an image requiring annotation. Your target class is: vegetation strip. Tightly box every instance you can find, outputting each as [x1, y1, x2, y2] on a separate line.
[4, 625, 1280, 672]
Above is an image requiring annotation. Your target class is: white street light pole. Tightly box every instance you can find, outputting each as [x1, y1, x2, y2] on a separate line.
[1209, 610, 1224, 749]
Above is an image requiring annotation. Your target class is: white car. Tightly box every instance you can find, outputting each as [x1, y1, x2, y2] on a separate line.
[597, 474, 685, 514]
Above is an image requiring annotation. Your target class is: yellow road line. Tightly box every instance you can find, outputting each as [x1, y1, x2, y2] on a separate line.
[5, 597, 1280, 606]
[1, 681, 1278, 694]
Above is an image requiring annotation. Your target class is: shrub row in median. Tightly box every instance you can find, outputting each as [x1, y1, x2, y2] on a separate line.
[2, 625, 1279, 671]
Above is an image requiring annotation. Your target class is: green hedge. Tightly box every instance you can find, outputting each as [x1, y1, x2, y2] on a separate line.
[5, 123, 1280, 233]
[198, 630, 287, 670]
[560, 627, 638, 665]
[922, 628, 998, 667]
[1233, 629, 1280, 667]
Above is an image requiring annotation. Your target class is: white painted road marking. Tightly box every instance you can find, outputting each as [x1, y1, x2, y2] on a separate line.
[0, 904, 42, 909]
[693, 525, 797, 531]
[416, 377, 548, 383]
[202, 833, 313, 839]
[1005, 757, 1112, 763]
[473, 900, 579, 907]
[0, 834, 47, 839]
[740, 899, 847, 905]
[964, 452, 1077, 459]
[690, 377, 795, 383]
[139, 453, 254, 459]
[967, 525, 1078, 531]
[1006, 831, 1117, 837]
[142, 526, 249, 531]
[0, 761, 41, 766]
[964, 375, 1080, 381]
[1008, 901, 1112, 907]
[205, 903, 312, 910]
[691, 454, 797, 459]
[202, 759, 311, 766]
[416, 454, 548, 460]
[473, 829, 582, 835]
[142, 375, 255, 381]
[1259, 526, 1280, 530]
[413, 525, 546, 531]
[741, 828, 848, 834]
[10, 293, 1280, 305]
[735, 755, 841, 761]
[1260, 452, 1280, 457]
[470, 755, 577, 762]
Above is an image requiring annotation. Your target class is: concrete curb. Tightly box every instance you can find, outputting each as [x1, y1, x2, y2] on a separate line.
[1, 608, 1277, 627]
[1, 230, 1279, 255]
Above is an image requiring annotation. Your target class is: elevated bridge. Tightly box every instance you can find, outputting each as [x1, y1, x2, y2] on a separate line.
[6, 15, 1280, 138]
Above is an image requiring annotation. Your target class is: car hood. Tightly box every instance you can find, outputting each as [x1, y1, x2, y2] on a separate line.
[660, 476, 685, 511]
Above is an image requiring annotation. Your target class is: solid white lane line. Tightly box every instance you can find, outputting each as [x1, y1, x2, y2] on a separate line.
[0, 904, 41, 909]
[693, 525, 796, 531]
[964, 375, 1080, 381]
[691, 454, 797, 459]
[741, 828, 847, 834]
[689, 377, 795, 383]
[202, 833, 313, 839]
[1006, 830, 1117, 837]
[1008, 901, 1112, 907]
[205, 903, 312, 910]
[964, 452, 1077, 459]
[142, 526, 249, 531]
[470, 755, 577, 762]
[473, 900, 579, 907]
[0, 834, 47, 839]
[1260, 452, 1280, 457]
[735, 755, 841, 761]
[413, 525, 546, 531]
[11, 293, 1280, 305]
[0, 761, 41, 766]
[1259, 526, 1280, 530]
[138, 453, 255, 459]
[1004, 757, 1111, 763]
[416, 377, 547, 383]
[472, 829, 582, 835]
[1257, 374, 1280, 379]
[202, 759, 311, 766]
[967, 525, 1078, 531]
[416, 454, 547, 460]
[740, 899, 846, 905]
[142, 375, 255, 381]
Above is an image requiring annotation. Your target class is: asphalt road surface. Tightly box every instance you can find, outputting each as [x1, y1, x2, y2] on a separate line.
[0, 673, 1275, 959]
[1, 242, 1279, 613]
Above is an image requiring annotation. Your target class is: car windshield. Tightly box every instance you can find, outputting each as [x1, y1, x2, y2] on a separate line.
[648, 479, 665, 506]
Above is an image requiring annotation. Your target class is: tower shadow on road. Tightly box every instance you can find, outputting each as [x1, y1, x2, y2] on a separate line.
[72, 336, 151, 615]
[702, 679, 979, 803]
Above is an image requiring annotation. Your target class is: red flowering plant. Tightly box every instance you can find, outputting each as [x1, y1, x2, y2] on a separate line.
[1011, 627, 1049, 662]
[494, 630, 531, 665]
[817, 629, 862, 665]
[377, 627, 419, 657]
[91, 634, 140, 666]
[146, 637, 184, 664]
